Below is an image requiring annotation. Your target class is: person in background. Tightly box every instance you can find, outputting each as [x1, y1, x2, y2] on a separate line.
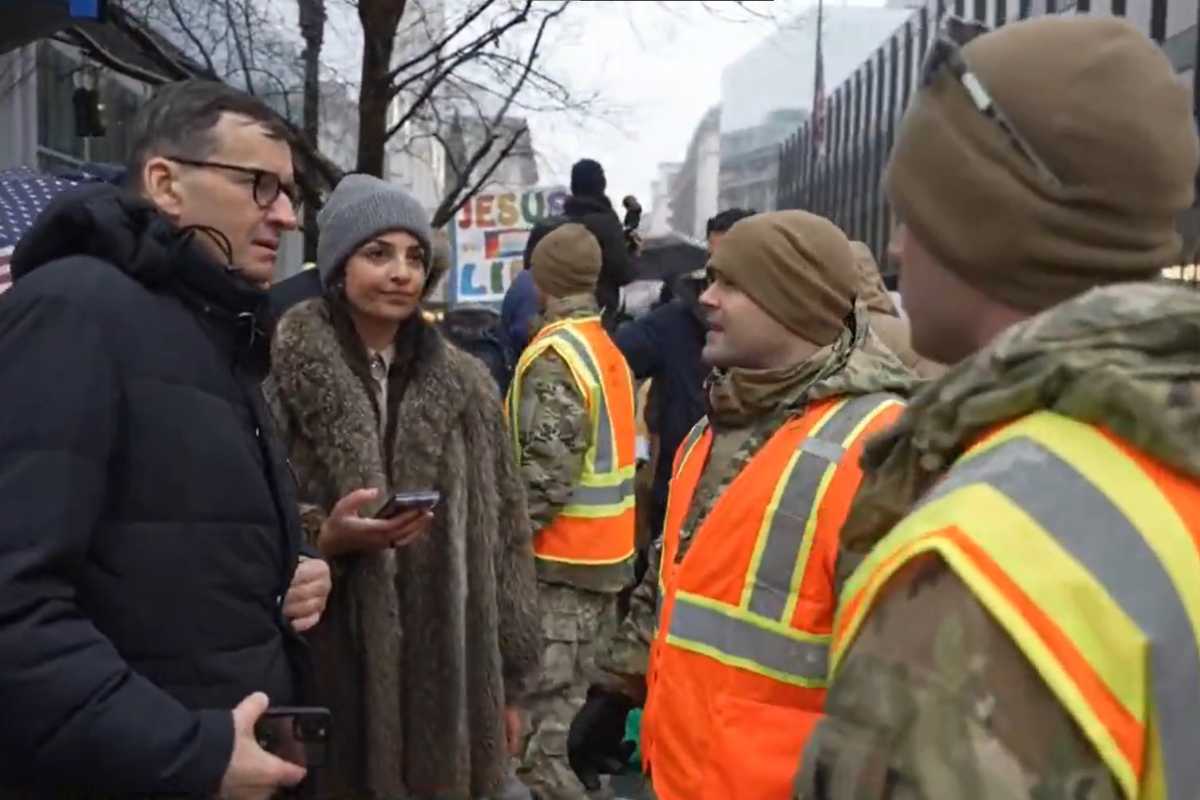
[850, 240, 945, 379]
[571, 211, 915, 800]
[268, 174, 541, 800]
[0, 79, 330, 800]
[615, 207, 756, 542]
[796, 16, 1200, 799]
[501, 268, 540, 363]
[508, 223, 638, 800]
[563, 159, 636, 323]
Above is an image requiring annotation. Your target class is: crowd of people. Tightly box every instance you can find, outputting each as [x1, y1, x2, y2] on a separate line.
[0, 11, 1198, 800]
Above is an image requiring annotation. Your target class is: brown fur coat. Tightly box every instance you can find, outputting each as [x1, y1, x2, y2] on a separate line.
[266, 296, 540, 799]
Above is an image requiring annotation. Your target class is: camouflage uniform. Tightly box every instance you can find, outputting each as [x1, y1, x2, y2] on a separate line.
[796, 283, 1200, 799]
[514, 293, 635, 800]
[599, 302, 917, 683]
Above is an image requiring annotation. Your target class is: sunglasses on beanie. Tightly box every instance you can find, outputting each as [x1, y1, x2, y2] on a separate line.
[921, 16, 1063, 189]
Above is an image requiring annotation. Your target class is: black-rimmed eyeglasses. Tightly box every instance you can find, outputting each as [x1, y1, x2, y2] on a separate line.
[165, 156, 299, 209]
[921, 16, 1062, 189]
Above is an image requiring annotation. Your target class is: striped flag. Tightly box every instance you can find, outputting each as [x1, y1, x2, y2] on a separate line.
[0, 248, 11, 297]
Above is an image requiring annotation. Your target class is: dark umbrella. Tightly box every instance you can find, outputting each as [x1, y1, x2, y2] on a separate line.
[634, 231, 707, 282]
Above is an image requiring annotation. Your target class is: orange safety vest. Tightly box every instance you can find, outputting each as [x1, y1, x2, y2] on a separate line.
[643, 393, 905, 800]
[507, 316, 637, 565]
[834, 411, 1200, 799]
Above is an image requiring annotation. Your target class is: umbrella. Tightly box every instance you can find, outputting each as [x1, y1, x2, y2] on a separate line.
[0, 167, 86, 296]
[634, 230, 707, 282]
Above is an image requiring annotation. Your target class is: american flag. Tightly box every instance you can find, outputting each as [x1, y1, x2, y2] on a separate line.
[0, 167, 84, 296]
[811, 0, 828, 161]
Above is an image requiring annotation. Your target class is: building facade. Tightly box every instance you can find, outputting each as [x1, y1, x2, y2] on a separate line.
[647, 161, 682, 237]
[669, 106, 721, 240]
[719, 4, 913, 214]
[719, 107, 807, 213]
[778, 0, 1200, 273]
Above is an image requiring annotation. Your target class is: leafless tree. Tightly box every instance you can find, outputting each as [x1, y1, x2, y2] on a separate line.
[69, 0, 594, 250]
[297, 0, 326, 259]
[348, 0, 584, 225]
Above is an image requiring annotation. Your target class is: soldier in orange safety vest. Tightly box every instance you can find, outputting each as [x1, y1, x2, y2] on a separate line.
[795, 16, 1200, 800]
[569, 210, 917, 800]
[508, 222, 638, 800]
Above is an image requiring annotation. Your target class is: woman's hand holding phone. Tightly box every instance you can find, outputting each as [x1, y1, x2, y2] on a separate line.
[317, 489, 434, 558]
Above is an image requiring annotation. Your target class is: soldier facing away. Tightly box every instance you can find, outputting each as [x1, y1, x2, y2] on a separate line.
[795, 15, 1200, 800]
[508, 223, 639, 800]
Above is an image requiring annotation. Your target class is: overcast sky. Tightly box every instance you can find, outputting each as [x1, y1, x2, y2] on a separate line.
[528, 0, 816, 203]
[309, 0, 892, 205]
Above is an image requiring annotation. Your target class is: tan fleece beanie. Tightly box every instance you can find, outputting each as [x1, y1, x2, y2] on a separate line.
[709, 210, 856, 345]
[530, 223, 602, 298]
[850, 241, 899, 317]
[886, 16, 1199, 312]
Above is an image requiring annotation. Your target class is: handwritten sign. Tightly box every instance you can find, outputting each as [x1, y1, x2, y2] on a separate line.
[449, 185, 568, 306]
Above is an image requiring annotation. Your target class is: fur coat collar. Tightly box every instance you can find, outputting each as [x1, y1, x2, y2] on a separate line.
[268, 296, 540, 799]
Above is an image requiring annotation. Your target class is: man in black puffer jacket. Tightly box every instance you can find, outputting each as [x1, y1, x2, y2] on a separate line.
[0, 81, 335, 800]
[564, 159, 635, 321]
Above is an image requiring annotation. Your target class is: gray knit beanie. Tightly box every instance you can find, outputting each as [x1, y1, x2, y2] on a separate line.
[316, 174, 433, 283]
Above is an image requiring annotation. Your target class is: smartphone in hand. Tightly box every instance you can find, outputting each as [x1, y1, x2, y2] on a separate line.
[375, 490, 441, 520]
[254, 707, 332, 768]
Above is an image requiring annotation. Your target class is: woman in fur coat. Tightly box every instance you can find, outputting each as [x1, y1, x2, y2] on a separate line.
[266, 174, 541, 800]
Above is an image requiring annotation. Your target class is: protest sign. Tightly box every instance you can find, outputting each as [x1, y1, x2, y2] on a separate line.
[448, 185, 567, 306]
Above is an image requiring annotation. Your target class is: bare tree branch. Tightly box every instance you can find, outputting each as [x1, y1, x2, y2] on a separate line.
[223, 0, 254, 93]
[104, 4, 198, 80]
[429, 0, 568, 226]
[431, 125, 523, 227]
[164, 0, 217, 75]
[385, 0, 498, 82]
[383, 0, 535, 139]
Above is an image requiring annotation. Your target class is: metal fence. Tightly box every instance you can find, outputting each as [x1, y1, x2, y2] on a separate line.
[778, 0, 1200, 275]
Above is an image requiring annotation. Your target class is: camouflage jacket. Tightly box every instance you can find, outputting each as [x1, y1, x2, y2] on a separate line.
[514, 293, 635, 594]
[598, 304, 917, 678]
[797, 282, 1200, 800]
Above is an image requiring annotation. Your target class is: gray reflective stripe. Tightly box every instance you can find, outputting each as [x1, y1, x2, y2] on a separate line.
[800, 437, 845, 462]
[926, 436, 1200, 795]
[549, 328, 615, 473]
[668, 596, 829, 684]
[569, 477, 636, 508]
[746, 395, 896, 621]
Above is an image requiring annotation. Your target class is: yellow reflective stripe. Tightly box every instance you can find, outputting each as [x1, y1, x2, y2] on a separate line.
[968, 413, 1200, 665]
[666, 590, 830, 688]
[738, 399, 848, 611]
[779, 397, 903, 625]
[957, 415, 1200, 796]
[508, 334, 594, 446]
[548, 327, 618, 473]
[561, 495, 636, 519]
[831, 487, 1143, 797]
[675, 419, 709, 477]
[521, 325, 633, 494]
[537, 548, 635, 566]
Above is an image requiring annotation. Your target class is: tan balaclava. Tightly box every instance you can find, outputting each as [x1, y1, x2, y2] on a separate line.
[708, 210, 857, 346]
[886, 16, 1199, 311]
[530, 223, 601, 299]
[850, 241, 898, 317]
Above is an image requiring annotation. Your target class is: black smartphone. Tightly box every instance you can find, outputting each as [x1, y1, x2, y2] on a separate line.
[375, 490, 441, 520]
[254, 706, 332, 768]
